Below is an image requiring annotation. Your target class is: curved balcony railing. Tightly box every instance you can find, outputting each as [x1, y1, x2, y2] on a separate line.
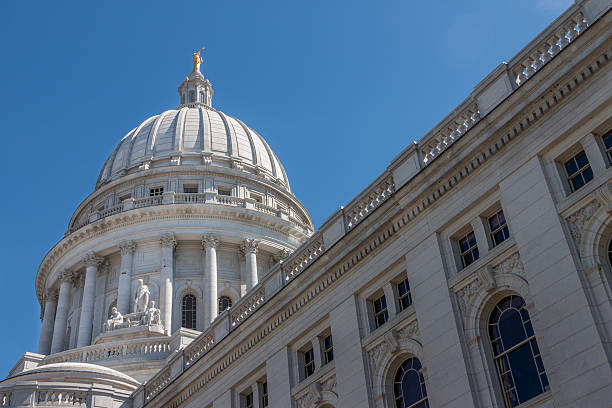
[69, 193, 313, 234]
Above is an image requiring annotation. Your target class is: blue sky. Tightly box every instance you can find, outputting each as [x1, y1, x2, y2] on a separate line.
[0, 0, 572, 375]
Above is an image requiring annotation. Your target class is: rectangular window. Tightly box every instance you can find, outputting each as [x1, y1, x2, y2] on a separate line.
[397, 278, 413, 311]
[250, 193, 263, 203]
[323, 335, 334, 364]
[564, 151, 593, 192]
[149, 187, 164, 197]
[373, 295, 388, 329]
[183, 185, 198, 194]
[261, 382, 269, 407]
[488, 210, 510, 247]
[218, 187, 232, 196]
[244, 392, 254, 408]
[459, 231, 479, 268]
[303, 347, 315, 379]
[602, 130, 612, 163]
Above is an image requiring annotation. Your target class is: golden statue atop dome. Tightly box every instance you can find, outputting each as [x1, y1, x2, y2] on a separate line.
[192, 47, 204, 73]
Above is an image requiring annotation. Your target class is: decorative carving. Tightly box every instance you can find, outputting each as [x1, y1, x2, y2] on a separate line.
[566, 200, 601, 245]
[45, 288, 58, 302]
[201, 152, 213, 165]
[274, 247, 292, 262]
[160, 232, 177, 248]
[82, 252, 103, 267]
[241, 238, 260, 255]
[134, 279, 150, 314]
[139, 161, 151, 170]
[58, 269, 74, 284]
[454, 252, 526, 310]
[118, 240, 136, 255]
[594, 182, 612, 213]
[296, 375, 337, 408]
[201, 235, 220, 249]
[397, 320, 420, 340]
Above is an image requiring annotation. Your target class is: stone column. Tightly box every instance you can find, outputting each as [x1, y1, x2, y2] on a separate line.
[77, 252, 103, 348]
[160, 233, 177, 334]
[202, 235, 220, 328]
[38, 289, 58, 355]
[241, 238, 260, 291]
[50, 270, 74, 354]
[117, 240, 136, 315]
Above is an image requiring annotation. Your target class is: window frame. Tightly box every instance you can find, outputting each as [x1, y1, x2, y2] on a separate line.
[396, 278, 413, 312]
[563, 150, 593, 192]
[218, 296, 232, 314]
[149, 186, 164, 197]
[182, 184, 198, 194]
[181, 294, 197, 330]
[302, 346, 316, 379]
[602, 130, 612, 164]
[458, 230, 479, 269]
[487, 209, 510, 248]
[372, 294, 389, 330]
[261, 382, 268, 407]
[322, 334, 334, 365]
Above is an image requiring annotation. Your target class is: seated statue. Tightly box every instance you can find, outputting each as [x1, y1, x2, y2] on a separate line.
[142, 300, 162, 326]
[103, 307, 124, 332]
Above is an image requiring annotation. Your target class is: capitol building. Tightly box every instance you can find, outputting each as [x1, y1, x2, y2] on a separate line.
[2, 1, 612, 407]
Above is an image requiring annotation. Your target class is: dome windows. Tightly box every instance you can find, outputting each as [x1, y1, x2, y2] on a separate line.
[181, 294, 197, 330]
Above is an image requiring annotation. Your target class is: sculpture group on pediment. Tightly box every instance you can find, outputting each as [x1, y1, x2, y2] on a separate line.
[103, 294, 163, 333]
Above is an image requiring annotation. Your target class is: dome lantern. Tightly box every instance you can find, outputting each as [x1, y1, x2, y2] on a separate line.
[177, 49, 214, 108]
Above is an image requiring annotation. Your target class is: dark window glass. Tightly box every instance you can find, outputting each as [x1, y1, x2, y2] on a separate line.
[602, 131, 612, 162]
[459, 231, 479, 268]
[181, 294, 197, 329]
[488, 210, 510, 246]
[244, 392, 254, 408]
[564, 151, 593, 192]
[218, 189, 231, 196]
[218, 296, 232, 313]
[323, 335, 334, 364]
[373, 295, 388, 329]
[261, 382, 268, 407]
[183, 186, 198, 194]
[149, 187, 164, 197]
[303, 348, 315, 378]
[393, 357, 429, 408]
[397, 278, 413, 311]
[489, 295, 548, 407]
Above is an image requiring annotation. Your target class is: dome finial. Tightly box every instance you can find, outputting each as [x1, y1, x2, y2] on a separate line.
[192, 47, 205, 73]
[178, 48, 214, 108]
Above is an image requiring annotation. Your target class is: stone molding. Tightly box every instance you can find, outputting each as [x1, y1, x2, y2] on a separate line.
[82, 252, 103, 267]
[273, 247, 292, 262]
[295, 374, 337, 408]
[59, 269, 76, 284]
[240, 238, 260, 255]
[118, 240, 136, 255]
[594, 182, 612, 213]
[160, 233, 177, 249]
[201, 235, 220, 249]
[45, 288, 58, 302]
[566, 199, 601, 246]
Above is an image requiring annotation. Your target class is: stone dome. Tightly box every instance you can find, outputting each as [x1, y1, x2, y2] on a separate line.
[96, 71, 290, 191]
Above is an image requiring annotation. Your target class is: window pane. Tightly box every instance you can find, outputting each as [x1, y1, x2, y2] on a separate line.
[565, 158, 578, 175]
[507, 344, 544, 404]
[499, 309, 527, 351]
[582, 166, 594, 183]
[575, 151, 589, 168]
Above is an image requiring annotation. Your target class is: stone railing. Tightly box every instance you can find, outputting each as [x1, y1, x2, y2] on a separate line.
[43, 337, 172, 365]
[230, 288, 265, 327]
[70, 193, 311, 233]
[37, 390, 88, 406]
[183, 334, 214, 367]
[509, 6, 588, 87]
[344, 174, 395, 230]
[144, 366, 171, 402]
[133, 2, 611, 404]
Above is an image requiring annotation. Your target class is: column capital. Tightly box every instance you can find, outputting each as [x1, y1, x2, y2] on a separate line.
[202, 235, 220, 249]
[82, 251, 104, 267]
[59, 269, 76, 284]
[273, 247, 292, 262]
[160, 232, 177, 249]
[241, 238, 260, 255]
[118, 240, 136, 255]
[45, 288, 59, 302]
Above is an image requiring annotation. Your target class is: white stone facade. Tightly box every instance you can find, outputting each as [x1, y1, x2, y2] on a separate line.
[2, 1, 612, 407]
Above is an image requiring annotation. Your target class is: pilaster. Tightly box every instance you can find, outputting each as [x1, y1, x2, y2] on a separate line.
[160, 233, 177, 334]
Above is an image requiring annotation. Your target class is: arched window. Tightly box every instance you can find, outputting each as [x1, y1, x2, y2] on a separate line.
[393, 357, 429, 408]
[219, 296, 232, 313]
[489, 295, 548, 407]
[182, 294, 197, 329]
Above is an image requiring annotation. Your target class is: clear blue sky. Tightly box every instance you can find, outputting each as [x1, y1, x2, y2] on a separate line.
[0, 0, 572, 375]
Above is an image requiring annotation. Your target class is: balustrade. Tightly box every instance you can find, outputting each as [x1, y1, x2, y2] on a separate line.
[183, 334, 214, 367]
[230, 288, 265, 327]
[283, 237, 324, 281]
[144, 367, 171, 401]
[37, 390, 88, 406]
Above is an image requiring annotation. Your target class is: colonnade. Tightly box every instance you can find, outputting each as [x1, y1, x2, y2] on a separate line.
[37, 233, 263, 356]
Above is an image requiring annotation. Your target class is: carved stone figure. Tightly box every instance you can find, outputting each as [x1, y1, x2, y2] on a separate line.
[134, 279, 150, 314]
[103, 307, 123, 332]
[142, 300, 162, 326]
